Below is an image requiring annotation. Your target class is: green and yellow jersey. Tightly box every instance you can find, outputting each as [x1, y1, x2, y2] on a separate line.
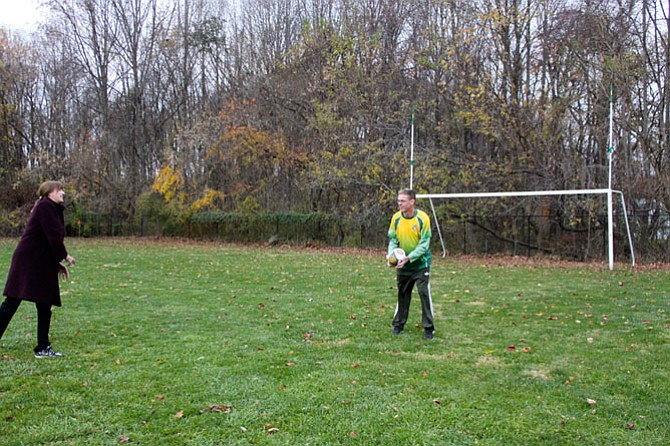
[387, 209, 432, 270]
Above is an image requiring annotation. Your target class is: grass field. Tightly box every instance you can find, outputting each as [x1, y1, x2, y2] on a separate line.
[0, 238, 669, 445]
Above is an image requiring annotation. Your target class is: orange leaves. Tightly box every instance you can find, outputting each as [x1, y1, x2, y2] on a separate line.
[506, 345, 532, 353]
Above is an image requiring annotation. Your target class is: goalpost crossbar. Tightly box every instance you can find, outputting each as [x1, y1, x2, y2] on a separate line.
[417, 189, 610, 199]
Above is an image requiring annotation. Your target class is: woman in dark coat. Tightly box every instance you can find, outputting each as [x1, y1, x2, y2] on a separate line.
[0, 181, 75, 358]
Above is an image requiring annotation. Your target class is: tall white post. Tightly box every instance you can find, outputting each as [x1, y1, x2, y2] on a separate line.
[607, 86, 614, 270]
[410, 109, 414, 190]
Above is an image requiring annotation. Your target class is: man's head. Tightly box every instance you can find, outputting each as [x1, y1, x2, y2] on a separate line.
[397, 189, 416, 216]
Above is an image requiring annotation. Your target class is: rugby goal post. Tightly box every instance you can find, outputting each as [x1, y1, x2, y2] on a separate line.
[417, 189, 635, 270]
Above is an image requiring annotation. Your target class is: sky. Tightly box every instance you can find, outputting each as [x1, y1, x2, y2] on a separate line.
[0, 0, 46, 30]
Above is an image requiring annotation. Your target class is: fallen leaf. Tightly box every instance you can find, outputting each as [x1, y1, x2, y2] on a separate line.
[266, 427, 280, 435]
[352, 363, 360, 368]
[175, 411, 184, 418]
[285, 362, 295, 367]
[507, 345, 516, 351]
[522, 346, 532, 353]
[202, 404, 232, 414]
[626, 423, 635, 429]
[586, 399, 597, 406]
[119, 437, 130, 444]
[433, 399, 441, 404]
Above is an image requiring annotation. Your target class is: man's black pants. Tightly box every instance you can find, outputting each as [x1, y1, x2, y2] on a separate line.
[392, 267, 434, 330]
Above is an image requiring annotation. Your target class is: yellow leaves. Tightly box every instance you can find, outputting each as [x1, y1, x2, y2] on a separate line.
[152, 166, 183, 203]
[190, 188, 225, 212]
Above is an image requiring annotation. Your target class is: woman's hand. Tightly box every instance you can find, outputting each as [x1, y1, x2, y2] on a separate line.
[58, 263, 69, 280]
[65, 255, 75, 265]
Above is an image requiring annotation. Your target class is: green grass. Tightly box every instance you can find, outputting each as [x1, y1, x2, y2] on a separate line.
[1, 238, 669, 445]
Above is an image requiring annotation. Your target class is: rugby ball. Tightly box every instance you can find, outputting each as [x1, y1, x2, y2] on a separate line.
[387, 248, 406, 266]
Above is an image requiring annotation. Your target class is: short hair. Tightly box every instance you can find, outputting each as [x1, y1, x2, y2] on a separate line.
[38, 181, 64, 198]
[397, 189, 416, 200]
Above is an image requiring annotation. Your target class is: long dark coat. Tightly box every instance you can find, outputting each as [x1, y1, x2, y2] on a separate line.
[3, 197, 68, 307]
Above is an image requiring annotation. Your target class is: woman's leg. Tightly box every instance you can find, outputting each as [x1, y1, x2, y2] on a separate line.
[0, 296, 22, 340]
[35, 303, 53, 352]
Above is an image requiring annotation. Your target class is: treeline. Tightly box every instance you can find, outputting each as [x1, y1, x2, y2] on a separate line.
[0, 0, 668, 260]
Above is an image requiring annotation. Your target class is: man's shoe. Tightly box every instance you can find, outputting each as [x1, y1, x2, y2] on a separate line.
[391, 327, 403, 335]
[34, 346, 64, 358]
[423, 328, 435, 340]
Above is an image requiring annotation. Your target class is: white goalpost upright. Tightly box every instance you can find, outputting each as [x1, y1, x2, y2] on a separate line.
[409, 109, 415, 190]
[409, 88, 635, 270]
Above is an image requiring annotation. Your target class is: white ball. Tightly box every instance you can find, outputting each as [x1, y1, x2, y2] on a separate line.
[388, 248, 406, 266]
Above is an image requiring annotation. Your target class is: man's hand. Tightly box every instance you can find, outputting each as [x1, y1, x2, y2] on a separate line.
[396, 257, 410, 269]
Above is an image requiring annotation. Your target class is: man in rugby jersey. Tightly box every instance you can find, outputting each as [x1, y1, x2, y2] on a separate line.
[387, 189, 435, 339]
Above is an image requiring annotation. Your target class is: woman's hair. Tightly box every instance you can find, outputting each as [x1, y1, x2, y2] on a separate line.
[37, 181, 64, 198]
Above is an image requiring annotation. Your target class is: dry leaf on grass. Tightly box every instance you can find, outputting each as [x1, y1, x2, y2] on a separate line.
[199, 404, 232, 414]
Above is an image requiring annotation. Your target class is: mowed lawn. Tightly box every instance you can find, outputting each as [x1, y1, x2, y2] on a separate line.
[0, 238, 669, 445]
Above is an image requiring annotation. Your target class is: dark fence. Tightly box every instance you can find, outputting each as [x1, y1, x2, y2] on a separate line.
[56, 208, 669, 263]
